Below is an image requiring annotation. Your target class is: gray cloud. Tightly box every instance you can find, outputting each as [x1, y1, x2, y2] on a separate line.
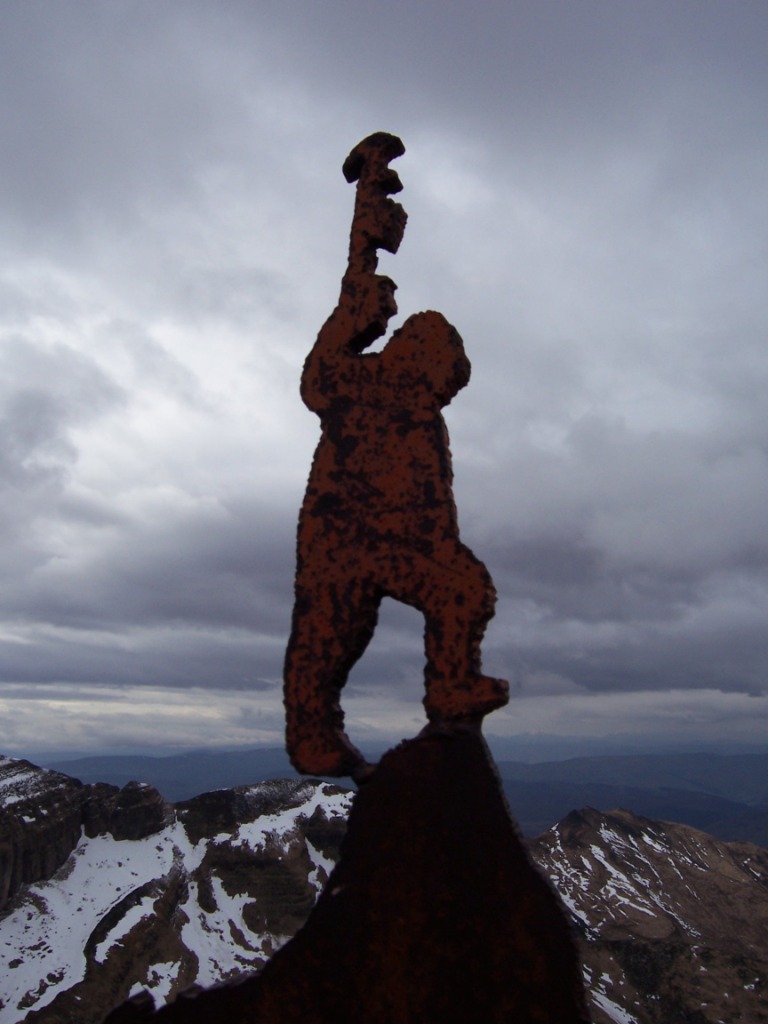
[0, 335, 125, 581]
[2, 0, 767, 754]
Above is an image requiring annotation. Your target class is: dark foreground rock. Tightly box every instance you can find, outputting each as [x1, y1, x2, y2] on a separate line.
[5, 751, 767, 1022]
[105, 729, 589, 1024]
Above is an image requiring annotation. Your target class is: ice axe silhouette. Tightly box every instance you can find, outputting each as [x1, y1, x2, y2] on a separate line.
[342, 132, 408, 276]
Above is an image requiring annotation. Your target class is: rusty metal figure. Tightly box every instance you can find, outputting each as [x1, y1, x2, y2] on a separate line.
[284, 133, 508, 778]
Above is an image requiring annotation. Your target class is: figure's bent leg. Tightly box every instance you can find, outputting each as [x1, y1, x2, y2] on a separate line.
[284, 578, 380, 777]
[382, 544, 509, 722]
[421, 551, 508, 721]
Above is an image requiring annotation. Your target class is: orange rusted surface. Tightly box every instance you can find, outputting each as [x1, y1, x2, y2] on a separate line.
[284, 133, 508, 777]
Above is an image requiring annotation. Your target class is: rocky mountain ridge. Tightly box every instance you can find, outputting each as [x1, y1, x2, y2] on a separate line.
[0, 758, 172, 914]
[1, 755, 350, 1024]
[532, 806, 768, 1023]
[1, 754, 767, 1024]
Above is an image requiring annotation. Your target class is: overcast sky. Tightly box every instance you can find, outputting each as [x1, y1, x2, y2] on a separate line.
[2, 0, 767, 760]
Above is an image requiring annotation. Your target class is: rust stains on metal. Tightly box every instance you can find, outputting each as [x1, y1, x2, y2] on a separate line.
[284, 134, 508, 778]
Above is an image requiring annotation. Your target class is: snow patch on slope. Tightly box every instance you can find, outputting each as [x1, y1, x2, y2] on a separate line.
[0, 782, 352, 1022]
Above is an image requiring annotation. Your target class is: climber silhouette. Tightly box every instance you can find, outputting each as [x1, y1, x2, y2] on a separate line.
[284, 134, 508, 778]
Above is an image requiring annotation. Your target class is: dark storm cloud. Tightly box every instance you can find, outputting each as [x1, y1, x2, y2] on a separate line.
[0, 335, 125, 573]
[0, 621, 284, 691]
[1, 3, 241, 243]
[10, 496, 296, 636]
[1, 0, 767, 752]
[459, 407, 768, 701]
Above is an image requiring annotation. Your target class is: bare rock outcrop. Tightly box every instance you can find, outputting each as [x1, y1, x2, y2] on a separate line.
[531, 806, 768, 1023]
[104, 731, 589, 1024]
[0, 755, 172, 913]
[0, 757, 86, 910]
[3, 753, 768, 1023]
[1, 759, 351, 1024]
[104, 781, 174, 842]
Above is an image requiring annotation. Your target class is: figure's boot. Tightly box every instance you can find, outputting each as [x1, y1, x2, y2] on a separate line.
[286, 713, 371, 779]
[421, 596, 509, 723]
[423, 673, 510, 724]
[284, 681, 373, 779]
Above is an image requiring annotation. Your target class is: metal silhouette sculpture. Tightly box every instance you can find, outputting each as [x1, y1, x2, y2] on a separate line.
[284, 133, 508, 778]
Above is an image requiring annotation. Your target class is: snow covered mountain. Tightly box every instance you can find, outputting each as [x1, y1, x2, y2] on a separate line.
[1, 755, 767, 1024]
[531, 807, 768, 1023]
[1, 757, 350, 1023]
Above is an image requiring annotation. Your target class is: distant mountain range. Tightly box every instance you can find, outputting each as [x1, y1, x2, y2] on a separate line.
[45, 747, 300, 803]
[496, 751, 768, 844]
[43, 746, 768, 846]
[1, 754, 766, 1024]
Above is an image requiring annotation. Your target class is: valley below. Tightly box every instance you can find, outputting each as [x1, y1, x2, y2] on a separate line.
[1, 751, 767, 1023]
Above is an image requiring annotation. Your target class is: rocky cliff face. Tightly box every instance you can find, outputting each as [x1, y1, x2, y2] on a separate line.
[1, 755, 767, 1024]
[0, 758, 88, 911]
[531, 806, 768, 1023]
[0, 757, 350, 1024]
[0, 757, 172, 914]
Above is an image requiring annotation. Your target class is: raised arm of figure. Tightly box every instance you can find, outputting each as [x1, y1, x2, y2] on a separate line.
[300, 133, 407, 414]
[300, 272, 396, 413]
